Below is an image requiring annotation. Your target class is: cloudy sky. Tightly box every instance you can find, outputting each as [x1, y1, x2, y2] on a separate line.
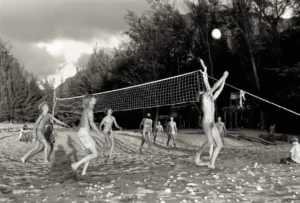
[0, 0, 190, 87]
[0, 0, 293, 87]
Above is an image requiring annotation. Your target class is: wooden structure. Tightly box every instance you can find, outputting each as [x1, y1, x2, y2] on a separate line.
[222, 92, 249, 129]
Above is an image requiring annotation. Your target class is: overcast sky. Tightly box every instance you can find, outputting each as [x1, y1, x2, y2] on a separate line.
[0, 0, 189, 87]
[0, 0, 292, 87]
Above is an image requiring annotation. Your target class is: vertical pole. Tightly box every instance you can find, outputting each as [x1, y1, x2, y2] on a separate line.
[52, 90, 56, 118]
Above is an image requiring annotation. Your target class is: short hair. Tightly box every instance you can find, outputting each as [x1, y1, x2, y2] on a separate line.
[83, 94, 94, 108]
[38, 102, 48, 113]
[291, 136, 299, 143]
[105, 108, 113, 114]
[23, 125, 28, 130]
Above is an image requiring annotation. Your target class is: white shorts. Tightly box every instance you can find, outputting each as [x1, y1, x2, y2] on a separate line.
[168, 131, 175, 136]
[78, 128, 96, 150]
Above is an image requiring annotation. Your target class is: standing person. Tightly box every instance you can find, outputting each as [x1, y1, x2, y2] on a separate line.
[44, 122, 56, 159]
[20, 102, 69, 164]
[153, 121, 164, 144]
[209, 116, 227, 160]
[71, 94, 103, 176]
[138, 113, 153, 154]
[216, 117, 227, 140]
[70, 94, 103, 175]
[194, 59, 229, 169]
[99, 108, 122, 159]
[166, 117, 177, 148]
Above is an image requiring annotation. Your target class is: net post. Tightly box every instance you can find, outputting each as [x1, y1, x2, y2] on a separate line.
[52, 90, 57, 118]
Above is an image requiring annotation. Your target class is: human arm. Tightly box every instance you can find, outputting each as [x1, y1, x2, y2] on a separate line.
[99, 118, 104, 131]
[139, 118, 145, 130]
[223, 123, 227, 135]
[175, 123, 178, 133]
[87, 110, 103, 136]
[18, 129, 23, 140]
[199, 59, 211, 91]
[212, 72, 228, 100]
[113, 117, 122, 130]
[33, 115, 43, 137]
[50, 115, 70, 127]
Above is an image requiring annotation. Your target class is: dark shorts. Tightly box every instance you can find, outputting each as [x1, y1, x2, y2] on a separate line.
[44, 125, 55, 144]
[281, 157, 297, 164]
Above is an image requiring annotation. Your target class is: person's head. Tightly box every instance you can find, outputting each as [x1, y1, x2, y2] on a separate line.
[23, 125, 28, 130]
[291, 136, 299, 144]
[170, 116, 174, 121]
[106, 108, 113, 115]
[38, 102, 49, 113]
[218, 117, 222, 122]
[158, 121, 161, 125]
[146, 113, 151, 118]
[83, 94, 96, 109]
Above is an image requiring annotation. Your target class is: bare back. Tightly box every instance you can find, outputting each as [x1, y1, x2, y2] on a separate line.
[79, 109, 92, 129]
[201, 93, 215, 123]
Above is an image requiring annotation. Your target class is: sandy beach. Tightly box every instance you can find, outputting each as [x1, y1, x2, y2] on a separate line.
[0, 128, 299, 203]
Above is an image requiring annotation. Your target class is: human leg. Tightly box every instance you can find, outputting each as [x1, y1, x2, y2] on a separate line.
[108, 132, 115, 159]
[209, 126, 224, 169]
[21, 141, 43, 163]
[72, 146, 98, 174]
[195, 123, 214, 166]
[138, 130, 146, 154]
[40, 138, 51, 163]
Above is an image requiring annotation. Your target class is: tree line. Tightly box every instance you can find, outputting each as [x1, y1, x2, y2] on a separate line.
[1, 0, 300, 132]
[0, 39, 55, 123]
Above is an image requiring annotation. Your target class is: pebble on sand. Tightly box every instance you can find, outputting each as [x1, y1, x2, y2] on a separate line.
[164, 188, 171, 193]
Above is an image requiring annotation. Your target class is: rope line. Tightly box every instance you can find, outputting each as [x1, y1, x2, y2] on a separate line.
[208, 76, 300, 117]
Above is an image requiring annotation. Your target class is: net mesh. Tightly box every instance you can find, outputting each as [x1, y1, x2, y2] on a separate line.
[55, 70, 204, 114]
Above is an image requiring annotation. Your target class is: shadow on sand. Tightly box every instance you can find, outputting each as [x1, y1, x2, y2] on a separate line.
[49, 144, 78, 183]
[67, 135, 78, 162]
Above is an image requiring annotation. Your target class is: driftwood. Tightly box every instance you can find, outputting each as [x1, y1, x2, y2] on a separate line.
[227, 133, 276, 145]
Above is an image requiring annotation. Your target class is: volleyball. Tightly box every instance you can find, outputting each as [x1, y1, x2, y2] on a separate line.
[212, 28, 221, 39]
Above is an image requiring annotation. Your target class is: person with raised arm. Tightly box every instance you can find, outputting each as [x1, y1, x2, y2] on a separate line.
[21, 102, 69, 164]
[195, 59, 229, 169]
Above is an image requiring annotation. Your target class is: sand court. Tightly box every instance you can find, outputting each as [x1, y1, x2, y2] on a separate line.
[0, 128, 300, 202]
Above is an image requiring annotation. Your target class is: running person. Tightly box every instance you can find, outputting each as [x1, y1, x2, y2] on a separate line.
[138, 113, 153, 154]
[153, 121, 164, 144]
[21, 102, 69, 164]
[99, 108, 122, 159]
[195, 59, 229, 169]
[166, 117, 177, 148]
[71, 94, 103, 176]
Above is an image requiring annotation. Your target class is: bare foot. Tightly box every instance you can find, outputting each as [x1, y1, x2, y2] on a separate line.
[137, 150, 142, 155]
[82, 171, 87, 176]
[195, 160, 209, 167]
[44, 160, 50, 164]
[71, 163, 78, 171]
[20, 157, 26, 163]
[208, 163, 215, 169]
